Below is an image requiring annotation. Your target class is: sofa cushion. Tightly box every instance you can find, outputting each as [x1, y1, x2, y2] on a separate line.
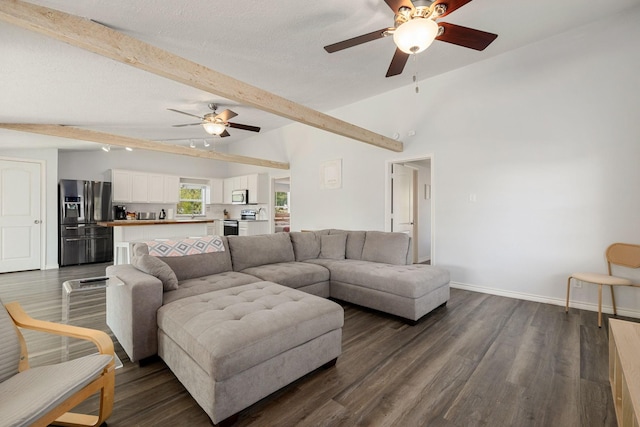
[319, 234, 347, 260]
[157, 282, 344, 381]
[163, 271, 261, 305]
[158, 237, 233, 282]
[328, 230, 366, 260]
[240, 262, 330, 289]
[289, 231, 326, 261]
[328, 260, 449, 299]
[361, 231, 410, 265]
[227, 233, 295, 271]
[131, 254, 179, 291]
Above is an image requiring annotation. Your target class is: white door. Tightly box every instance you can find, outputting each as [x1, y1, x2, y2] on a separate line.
[392, 164, 417, 263]
[0, 160, 41, 272]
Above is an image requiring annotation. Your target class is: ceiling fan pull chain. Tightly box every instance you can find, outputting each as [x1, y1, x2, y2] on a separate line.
[413, 54, 419, 94]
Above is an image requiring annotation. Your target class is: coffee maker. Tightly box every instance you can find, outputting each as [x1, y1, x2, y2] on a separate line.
[114, 205, 127, 220]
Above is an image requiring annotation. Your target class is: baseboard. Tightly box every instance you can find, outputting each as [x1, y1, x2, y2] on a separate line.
[450, 281, 640, 320]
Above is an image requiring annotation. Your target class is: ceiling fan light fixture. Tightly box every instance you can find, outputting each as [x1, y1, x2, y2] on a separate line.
[202, 121, 226, 135]
[393, 18, 439, 54]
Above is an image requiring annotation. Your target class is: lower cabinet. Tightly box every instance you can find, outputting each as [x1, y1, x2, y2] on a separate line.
[239, 221, 268, 236]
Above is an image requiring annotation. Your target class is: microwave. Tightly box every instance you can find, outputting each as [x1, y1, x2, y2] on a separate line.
[231, 189, 249, 204]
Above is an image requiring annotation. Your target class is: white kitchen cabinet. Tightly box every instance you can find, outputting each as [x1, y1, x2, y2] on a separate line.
[207, 178, 224, 204]
[112, 169, 180, 203]
[223, 178, 234, 204]
[147, 174, 165, 203]
[131, 172, 149, 202]
[233, 175, 248, 191]
[111, 169, 132, 202]
[248, 173, 269, 204]
[239, 220, 268, 236]
[163, 175, 180, 203]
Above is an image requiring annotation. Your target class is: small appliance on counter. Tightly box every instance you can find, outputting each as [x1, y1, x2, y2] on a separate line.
[114, 205, 127, 220]
[240, 209, 257, 220]
[136, 212, 156, 220]
[159, 209, 166, 220]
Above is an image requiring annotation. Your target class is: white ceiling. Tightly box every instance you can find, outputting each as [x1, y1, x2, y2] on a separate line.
[1, 0, 638, 151]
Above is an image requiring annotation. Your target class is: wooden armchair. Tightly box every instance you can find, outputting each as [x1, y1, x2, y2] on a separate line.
[0, 299, 115, 427]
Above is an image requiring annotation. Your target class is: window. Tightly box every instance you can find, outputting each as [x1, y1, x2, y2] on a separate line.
[177, 183, 206, 216]
[275, 191, 289, 213]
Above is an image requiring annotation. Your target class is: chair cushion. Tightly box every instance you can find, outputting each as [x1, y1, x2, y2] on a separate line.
[0, 354, 112, 427]
[570, 272, 633, 286]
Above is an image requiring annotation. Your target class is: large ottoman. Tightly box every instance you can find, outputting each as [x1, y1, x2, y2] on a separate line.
[156, 281, 344, 425]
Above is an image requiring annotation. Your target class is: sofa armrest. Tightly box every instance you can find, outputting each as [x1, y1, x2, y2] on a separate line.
[106, 264, 163, 363]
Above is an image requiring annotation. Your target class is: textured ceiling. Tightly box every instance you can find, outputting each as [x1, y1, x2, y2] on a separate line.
[0, 0, 638, 151]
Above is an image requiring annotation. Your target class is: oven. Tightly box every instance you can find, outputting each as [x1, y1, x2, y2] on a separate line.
[223, 220, 239, 236]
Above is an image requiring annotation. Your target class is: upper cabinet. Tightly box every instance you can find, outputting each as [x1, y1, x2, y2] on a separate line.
[207, 178, 224, 205]
[111, 169, 180, 203]
[248, 173, 269, 204]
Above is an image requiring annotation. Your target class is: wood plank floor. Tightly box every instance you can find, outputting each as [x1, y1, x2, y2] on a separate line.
[0, 263, 627, 426]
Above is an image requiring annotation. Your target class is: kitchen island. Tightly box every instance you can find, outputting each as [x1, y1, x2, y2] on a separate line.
[98, 219, 214, 264]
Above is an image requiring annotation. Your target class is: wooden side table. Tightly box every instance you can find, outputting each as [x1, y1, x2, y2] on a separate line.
[609, 319, 640, 426]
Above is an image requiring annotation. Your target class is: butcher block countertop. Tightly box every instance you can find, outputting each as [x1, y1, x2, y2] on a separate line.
[97, 219, 214, 227]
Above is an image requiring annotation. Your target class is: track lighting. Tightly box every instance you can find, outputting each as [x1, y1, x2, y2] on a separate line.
[125, 147, 133, 151]
[203, 139, 210, 148]
[101, 145, 110, 152]
[189, 140, 196, 148]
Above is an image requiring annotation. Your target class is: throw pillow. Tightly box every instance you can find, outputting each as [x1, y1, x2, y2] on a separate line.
[320, 234, 347, 260]
[132, 254, 179, 291]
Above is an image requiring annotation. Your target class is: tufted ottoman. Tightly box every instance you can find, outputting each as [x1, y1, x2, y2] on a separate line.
[156, 281, 344, 425]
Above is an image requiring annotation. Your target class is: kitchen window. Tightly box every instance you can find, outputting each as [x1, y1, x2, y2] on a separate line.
[177, 183, 206, 216]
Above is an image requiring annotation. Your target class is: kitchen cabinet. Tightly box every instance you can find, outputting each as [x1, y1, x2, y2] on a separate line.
[223, 178, 234, 204]
[111, 169, 180, 203]
[248, 173, 269, 204]
[239, 220, 269, 236]
[207, 178, 224, 204]
[112, 170, 132, 202]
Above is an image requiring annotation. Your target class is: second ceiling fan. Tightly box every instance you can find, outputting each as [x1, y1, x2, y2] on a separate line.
[169, 103, 261, 137]
[324, 0, 498, 77]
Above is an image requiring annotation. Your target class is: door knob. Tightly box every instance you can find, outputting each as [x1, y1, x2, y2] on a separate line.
[34, 220, 41, 224]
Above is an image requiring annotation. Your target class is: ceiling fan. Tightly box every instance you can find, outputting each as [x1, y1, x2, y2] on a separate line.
[324, 0, 498, 77]
[168, 103, 261, 137]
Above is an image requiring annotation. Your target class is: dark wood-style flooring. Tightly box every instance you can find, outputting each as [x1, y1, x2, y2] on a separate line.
[0, 262, 627, 426]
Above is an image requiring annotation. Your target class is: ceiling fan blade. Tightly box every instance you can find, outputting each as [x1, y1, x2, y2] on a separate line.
[436, 22, 498, 51]
[324, 28, 390, 53]
[219, 130, 231, 138]
[216, 109, 238, 122]
[386, 48, 410, 77]
[167, 108, 204, 120]
[432, 0, 473, 18]
[171, 122, 201, 127]
[228, 122, 261, 133]
[384, 0, 414, 13]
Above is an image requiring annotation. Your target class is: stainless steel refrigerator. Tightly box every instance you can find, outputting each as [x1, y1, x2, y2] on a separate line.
[59, 179, 113, 266]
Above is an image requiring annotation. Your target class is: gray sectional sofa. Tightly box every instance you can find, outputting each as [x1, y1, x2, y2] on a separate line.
[105, 229, 450, 424]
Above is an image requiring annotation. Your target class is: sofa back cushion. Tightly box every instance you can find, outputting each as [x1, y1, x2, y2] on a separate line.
[361, 231, 410, 265]
[228, 233, 295, 271]
[289, 230, 329, 261]
[329, 229, 366, 260]
[158, 236, 233, 281]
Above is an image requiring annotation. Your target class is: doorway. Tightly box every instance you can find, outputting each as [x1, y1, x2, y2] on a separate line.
[388, 157, 432, 264]
[0, 158, 43, 272]
[272, 176, 290, 233]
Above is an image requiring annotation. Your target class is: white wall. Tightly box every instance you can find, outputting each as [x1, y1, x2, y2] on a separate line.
[226, 7, 640, 316]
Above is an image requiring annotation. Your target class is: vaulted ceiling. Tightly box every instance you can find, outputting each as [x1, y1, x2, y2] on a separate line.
[1, 0, 638, 155]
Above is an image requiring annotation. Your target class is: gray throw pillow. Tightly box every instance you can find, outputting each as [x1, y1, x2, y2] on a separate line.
[319, 234, 347, 260]
[131, 254, 179, 291]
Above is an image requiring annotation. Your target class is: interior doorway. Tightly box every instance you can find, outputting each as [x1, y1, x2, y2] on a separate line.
[388, 157, 432, 264]
[272, 176, 290, 233]
[0, 158, 43, 272]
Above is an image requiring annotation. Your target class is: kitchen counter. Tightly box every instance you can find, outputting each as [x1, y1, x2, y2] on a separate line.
[98, 219, 213, 227]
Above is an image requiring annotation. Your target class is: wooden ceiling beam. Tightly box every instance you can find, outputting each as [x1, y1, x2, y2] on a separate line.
[0, 124, 290, 170]
[0, 1, 404, 153]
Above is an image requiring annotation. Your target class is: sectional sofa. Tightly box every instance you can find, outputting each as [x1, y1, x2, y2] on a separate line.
[105, 230, 450, 424]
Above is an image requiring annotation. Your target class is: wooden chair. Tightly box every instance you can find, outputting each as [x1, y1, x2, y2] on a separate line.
[0, 299, 115, 427]
[566, 243, 640, 327]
